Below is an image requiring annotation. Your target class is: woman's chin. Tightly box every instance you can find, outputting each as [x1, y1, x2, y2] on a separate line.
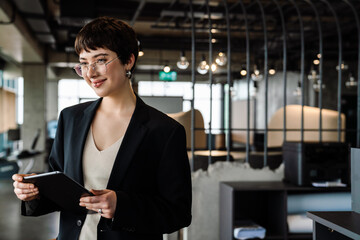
[92, 89, 107, 98]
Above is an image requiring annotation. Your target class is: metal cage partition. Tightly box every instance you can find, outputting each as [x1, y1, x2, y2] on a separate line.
[343, 0, 360, 147]
[184, 0, 360, 171]
[254, 0, 269, 166]
[189, 0, 196, 172]
[304, 0, 324, 142]
[222, 0, 232, 162]
[272, 0, 288, 144]
[320, 0, 343, 142]
[206, 0, 214, 166]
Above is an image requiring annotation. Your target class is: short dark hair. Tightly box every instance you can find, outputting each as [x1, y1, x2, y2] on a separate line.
[75, 16, 138, 73]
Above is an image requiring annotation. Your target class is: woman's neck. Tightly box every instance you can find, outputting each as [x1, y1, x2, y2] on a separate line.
[100, 87, 136, 115]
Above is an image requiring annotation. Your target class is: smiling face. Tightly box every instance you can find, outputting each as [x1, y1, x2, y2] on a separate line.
[79, 48, 133, 98]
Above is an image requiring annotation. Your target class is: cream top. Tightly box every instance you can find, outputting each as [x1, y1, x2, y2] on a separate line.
[79, 127, 123, 240]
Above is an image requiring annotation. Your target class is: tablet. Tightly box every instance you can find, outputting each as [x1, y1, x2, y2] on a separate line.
[23, 171, 94, 214]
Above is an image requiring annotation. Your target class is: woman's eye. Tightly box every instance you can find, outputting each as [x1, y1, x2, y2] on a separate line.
[97, 59, 107, 64]
[80, 62, 88, 66]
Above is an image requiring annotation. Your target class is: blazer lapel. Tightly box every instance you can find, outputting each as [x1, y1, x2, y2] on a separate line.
[71, 98, 102, 185]
[107, 96, 149, 189]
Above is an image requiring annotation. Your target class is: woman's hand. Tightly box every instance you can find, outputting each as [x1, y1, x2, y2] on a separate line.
[79, 189, 117, 219]
[12, 174, 39, 201]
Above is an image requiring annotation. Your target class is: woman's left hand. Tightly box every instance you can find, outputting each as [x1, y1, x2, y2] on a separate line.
[79, 189, 117, 219]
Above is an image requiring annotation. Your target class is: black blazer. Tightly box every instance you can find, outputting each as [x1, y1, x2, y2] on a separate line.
[22, 96, 192, 240]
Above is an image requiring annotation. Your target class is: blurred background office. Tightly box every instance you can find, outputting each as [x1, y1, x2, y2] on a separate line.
[0, 0, 360, 239]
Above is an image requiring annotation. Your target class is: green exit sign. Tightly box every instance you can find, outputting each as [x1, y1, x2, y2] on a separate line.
[159, 71, 177, 81]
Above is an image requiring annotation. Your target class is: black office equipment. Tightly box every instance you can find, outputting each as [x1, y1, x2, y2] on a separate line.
[0, 159, 19, 179]
[7, 128, 20, 141]
[23, 171, 93, 213]
[306, 147, 360, 239]
[17, 129, 41, 159]
[220, 181, 349, 240]
[283, 142, 349, 186]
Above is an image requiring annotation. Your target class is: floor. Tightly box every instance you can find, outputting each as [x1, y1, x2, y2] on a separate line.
[0, 178, 59, 240]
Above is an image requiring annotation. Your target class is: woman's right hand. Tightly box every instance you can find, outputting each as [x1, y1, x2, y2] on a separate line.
[12, 174, 39, 201]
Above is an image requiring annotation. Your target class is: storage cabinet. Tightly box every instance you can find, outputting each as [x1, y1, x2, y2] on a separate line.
[220, 181, 350, 240]
[307, 211, 360, 240]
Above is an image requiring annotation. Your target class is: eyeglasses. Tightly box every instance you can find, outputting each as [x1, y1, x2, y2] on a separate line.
[73, 56, 120, 77]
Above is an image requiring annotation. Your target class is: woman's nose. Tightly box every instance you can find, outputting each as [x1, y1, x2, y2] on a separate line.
[86, 64, 97, 78]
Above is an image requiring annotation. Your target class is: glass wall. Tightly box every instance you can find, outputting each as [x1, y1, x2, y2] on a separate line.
[138, 81, 223, 134]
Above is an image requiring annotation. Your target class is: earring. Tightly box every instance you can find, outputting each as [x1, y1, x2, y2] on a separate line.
[126, 70, 132, 79]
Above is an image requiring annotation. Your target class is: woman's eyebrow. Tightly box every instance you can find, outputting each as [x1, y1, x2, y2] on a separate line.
[79, 53, 109, 61]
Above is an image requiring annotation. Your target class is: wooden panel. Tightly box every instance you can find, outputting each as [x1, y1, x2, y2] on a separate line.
[0, 88, 16, 133]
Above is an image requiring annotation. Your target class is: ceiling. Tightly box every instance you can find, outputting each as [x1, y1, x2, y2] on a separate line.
[1, 0, 360, 78]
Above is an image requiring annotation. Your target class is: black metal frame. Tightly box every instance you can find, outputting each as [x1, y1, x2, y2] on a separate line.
[186, 0, 359, 170]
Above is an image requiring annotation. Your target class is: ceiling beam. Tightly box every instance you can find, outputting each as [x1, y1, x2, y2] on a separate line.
[0, 0, 44, 64]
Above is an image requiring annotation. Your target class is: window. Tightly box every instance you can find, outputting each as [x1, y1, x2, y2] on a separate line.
[58, 79, 98, 116]
[138, 81, 222, 134]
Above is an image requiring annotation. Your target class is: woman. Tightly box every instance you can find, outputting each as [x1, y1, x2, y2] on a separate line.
[13, 16, 192, 240]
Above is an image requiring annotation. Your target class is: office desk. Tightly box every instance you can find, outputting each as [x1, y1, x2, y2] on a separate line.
[307, 211, 360, 240]
[6, 152, 45, 174]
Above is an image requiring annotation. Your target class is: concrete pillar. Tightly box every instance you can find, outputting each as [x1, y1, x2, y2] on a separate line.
[46, 79, 58, 121]
[22, 64, 46, 154]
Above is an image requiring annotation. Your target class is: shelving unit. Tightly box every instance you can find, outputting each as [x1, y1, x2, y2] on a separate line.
[220, 181, 350, 240]
[307, 211, 360, 239]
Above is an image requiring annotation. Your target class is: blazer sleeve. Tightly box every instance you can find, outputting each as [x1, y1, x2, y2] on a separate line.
[109, 124, 192, 234]
[21, 112, 65, 216]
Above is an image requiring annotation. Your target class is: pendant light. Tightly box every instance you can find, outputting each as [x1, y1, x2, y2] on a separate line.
[176, 51, 189, 70]
[197, 54, 209, 75]
[215, 51, 227, 66]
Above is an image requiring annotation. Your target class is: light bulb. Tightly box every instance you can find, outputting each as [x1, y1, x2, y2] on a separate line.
[313, 59, 320, 65]
[269, 68, 276, 75]
[336, 61, 349, 71]
[197, 61, 209, 75]
[293, 87, 302, 96]
[163, 65, 171, 73]
[177, 56, 189, 70]
[215, 52, 227, 66]
[313, 80, 325, 92]
[211, 63, 217, 72]
[293, 82, 302, 96]
[138, 40, 144, 57]
[240, 69, 247, 76]
[308, 70, 319, 81]
[345, 73, 357, 88]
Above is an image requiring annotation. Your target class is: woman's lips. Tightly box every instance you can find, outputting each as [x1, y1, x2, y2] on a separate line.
[91, 79, 106, 88]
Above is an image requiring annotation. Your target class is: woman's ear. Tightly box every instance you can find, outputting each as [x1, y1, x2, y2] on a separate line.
[125, 54, 135, 70]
